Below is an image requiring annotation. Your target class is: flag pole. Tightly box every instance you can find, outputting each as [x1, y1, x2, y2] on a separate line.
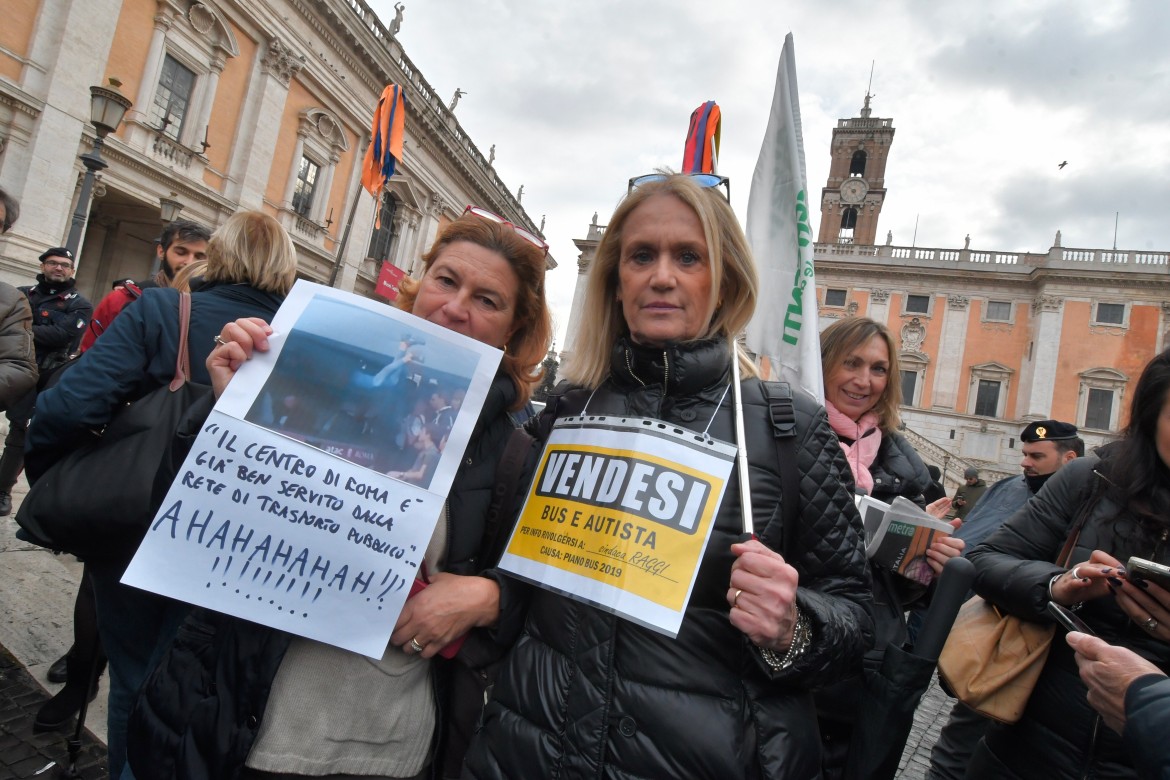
[328, 149, 370, 288]
[731, 342, 754, 536]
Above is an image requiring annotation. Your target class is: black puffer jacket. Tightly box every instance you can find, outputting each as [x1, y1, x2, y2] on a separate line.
[464, 338, 874, 780]
[968, 454, 1170, 779]
[814, 427, 933, 744]
[126, 371, 525, 780]
[868, 431, 931, 507]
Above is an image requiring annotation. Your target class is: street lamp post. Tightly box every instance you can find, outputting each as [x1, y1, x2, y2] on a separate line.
[159, 194, 184, 224]
[64, 79, 132, 257]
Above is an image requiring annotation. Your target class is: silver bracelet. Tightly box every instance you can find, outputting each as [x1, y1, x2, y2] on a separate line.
[758, 608, 812, 671]
[1048, 572, 1084, 612]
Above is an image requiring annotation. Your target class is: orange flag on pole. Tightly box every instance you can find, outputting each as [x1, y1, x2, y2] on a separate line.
[362, 85, 406, 200]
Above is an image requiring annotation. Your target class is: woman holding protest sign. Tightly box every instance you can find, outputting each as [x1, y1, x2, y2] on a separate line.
[814, 316, 963, 776]
[26, 210, 297, 779]
[128, 208, 552, 780]
[463, 172, 873, 779]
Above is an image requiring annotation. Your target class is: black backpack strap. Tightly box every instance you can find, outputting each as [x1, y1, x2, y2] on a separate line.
[479, 427, 538, 566]
[763, 381, 800, 559]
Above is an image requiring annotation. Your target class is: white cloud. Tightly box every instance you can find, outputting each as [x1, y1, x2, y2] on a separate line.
[369, 0, 1170, 348]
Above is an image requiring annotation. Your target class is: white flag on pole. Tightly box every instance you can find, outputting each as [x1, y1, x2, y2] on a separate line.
[744, 34, 823, 401]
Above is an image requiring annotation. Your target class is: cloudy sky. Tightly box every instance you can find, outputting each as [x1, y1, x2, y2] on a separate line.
[368, 0, 1170, 347]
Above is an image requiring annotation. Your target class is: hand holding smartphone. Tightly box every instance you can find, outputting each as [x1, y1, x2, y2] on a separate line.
[1126, 557, 1170, 589]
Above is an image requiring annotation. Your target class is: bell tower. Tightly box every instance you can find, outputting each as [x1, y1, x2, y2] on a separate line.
[817, 92, 895, 246]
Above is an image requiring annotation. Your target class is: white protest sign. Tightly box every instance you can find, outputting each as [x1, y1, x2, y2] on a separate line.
[122, 281, 502, 658]
[498, 415, 735, 637]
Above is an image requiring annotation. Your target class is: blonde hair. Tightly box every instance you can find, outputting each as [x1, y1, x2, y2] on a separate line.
[820, 316, 903, 432]
[202, 211, 297, 295]
[395, 212, 552, 409]
[171, 259, 207, 293]
[562, 174, 759, 389]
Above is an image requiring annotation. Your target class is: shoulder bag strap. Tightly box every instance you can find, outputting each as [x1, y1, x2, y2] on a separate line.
[763, 381, 800, 560]
[1055, 468, 1106, 567]
[169, 292, 192, 391]
[479, 427, 538, 566]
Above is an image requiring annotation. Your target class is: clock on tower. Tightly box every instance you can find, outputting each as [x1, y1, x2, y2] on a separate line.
[817, 92, 895, 245]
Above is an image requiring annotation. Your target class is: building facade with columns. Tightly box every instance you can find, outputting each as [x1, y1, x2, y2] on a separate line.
[0, 0, 547, 302]
[812, 98, 1168, 482]
[563, 96, 1168, 486]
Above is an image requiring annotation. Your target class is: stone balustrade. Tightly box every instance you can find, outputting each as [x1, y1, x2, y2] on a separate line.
[816, 241, 1169, 274]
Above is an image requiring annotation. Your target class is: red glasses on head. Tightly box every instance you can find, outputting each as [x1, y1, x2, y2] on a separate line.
[463, 205, 548, 256]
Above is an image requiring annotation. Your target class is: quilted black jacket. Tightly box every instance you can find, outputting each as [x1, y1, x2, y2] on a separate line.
[868, 432, 931, 507]
[968, 454, 1170, 778]
[463, 337, 874, 780]
[126, 371, 524, 780]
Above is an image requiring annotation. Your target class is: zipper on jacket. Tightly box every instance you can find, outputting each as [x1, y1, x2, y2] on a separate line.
[624, 348, 645, 387]
[622, 348, 669, 388]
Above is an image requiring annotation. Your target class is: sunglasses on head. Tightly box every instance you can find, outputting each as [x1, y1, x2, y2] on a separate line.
[463, 205, 548, 256]
[627, 172, 731, 201]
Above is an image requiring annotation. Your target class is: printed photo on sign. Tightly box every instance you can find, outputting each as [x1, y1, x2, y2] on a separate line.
[122, 281, 504, 657]
[241, 294, 480, 489]
[216, 281, 499, 499]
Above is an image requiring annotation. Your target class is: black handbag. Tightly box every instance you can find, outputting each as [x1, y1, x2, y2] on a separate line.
[16, 292, 211, 559]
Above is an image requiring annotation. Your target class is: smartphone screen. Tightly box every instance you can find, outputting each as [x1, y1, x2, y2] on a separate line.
[1048, 601, 1096, 635]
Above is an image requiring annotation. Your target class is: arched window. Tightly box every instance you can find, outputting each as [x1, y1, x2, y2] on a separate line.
[838, 207, 857, 244]
[850, 150, 867, 177]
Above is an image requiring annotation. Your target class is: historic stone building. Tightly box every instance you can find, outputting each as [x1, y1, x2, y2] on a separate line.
[813, 97, 1168, 483]
[564, 94, 1168, 486]
[0, 0, 548, 301]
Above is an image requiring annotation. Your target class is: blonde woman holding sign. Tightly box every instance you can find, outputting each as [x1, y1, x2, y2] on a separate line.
[464, 173, 873, 779]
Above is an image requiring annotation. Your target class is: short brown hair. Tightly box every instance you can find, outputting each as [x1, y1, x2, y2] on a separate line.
[396, 212, 552, 409]
[820, 316, 902, 432]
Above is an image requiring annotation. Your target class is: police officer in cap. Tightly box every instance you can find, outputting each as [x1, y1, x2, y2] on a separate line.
[0, 247, 92, 515]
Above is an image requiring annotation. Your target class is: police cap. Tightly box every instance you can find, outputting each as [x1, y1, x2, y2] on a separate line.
[1020, 420, 1078, 442]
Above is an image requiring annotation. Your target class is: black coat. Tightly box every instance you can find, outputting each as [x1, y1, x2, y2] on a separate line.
[20, 273, 92, 369]
[814, 428, 932, 736]
[868, 432, 931, 508]
[968, 454, 1170, 779]
[463, 338, 874, 780]
[126, 371, 525, 780]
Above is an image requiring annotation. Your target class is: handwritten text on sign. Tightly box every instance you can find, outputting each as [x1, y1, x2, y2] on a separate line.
[498, 416, 734, 637]
[123, 411, 438, 658]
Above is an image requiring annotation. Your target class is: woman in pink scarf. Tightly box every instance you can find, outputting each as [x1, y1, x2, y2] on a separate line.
[814, 316, 962, 778]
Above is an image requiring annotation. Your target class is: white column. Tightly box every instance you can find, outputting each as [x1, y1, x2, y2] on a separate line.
[1020, 294, 1065, 419]
[867, 288, 891, 324]
[193, 56, 224, 149]
[282, 135, 306, 207]
[933, 294, 970, 409]
[314, 152, 339, 223]
[130, 13, 174, 126]
[229, 38, 303, 208]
